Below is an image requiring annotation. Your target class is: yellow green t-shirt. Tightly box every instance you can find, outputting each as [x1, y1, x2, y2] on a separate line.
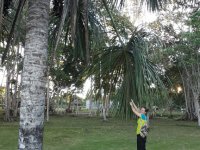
[136, 114, 147, 135]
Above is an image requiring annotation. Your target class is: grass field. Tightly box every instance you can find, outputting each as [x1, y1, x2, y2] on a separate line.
[0, 112, 200, 150]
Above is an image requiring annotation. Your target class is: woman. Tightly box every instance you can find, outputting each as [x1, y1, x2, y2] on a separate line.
[130, 101, 149, 150]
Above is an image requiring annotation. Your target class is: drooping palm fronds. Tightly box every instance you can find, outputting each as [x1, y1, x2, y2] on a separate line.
[48, 0, 109, 93]
[1, 0, 26, 64]
[1, 0, 12, 17]
[52, 0, 69, 61]
[108, 0, 164, 11]
[0, 0, 12, 42]
[49, 0, 92, 64]
[85, 29, 166, 119]
[102, 0, 124, 45]
[0, 0, 4, 33]
[49, 0, 169, 65]
[141, 0, 163, 11]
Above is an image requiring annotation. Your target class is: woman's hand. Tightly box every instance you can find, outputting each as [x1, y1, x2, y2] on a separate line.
[131, 99, 139, 111]
[130, 101, 141, 117]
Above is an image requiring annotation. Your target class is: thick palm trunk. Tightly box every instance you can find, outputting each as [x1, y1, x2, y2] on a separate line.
[18, 0, 50, 149]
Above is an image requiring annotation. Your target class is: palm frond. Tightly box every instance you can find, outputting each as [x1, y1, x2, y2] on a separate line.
[102, 0, 124, 45]
[108, 0, 164, 11]
[49, 0, 110, 65]
[141, 0, 163, 11]
[85, 29, 167, 119]
[53, 0, 69, 61]
[81, 0, 89, 62]
[2, 0, 26, 64]
[3, 0, 12, 16]
[0, 0, 4, 34]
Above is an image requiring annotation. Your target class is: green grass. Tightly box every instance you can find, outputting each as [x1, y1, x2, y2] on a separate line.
[0, 113, 200, 150]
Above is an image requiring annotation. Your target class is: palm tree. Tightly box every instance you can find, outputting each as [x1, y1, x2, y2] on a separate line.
[0, 0, 179, 149]
[86, 29, 165, 119]
[18, 0, 50, 149]
[18, 0, 164, 148]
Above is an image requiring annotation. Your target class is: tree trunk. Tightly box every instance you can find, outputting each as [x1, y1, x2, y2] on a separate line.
[67, 94, 72, 112]
[102, 107, 107, 121]
[13, 72, 19, 118]
[102, 93, 107, 121]
[5, 68, 11, 121]
[181, 72, 196, 120]
[194, 98, 200, 126]
[105, 95, 109, 117]
[18, 0, 50, 149]
[46, 75, 50, 122]
[13, 45, 20, 117]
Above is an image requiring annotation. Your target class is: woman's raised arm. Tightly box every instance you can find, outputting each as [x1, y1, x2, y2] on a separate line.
[130, 102, 141, 117]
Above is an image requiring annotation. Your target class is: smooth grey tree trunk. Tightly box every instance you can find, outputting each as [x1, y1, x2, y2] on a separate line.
[102, 94, 107, 121]
[18, 0, 50, 149]
[5, 67, 11, 121]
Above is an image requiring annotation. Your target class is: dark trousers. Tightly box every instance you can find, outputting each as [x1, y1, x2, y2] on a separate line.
[137, 134, 146, 150]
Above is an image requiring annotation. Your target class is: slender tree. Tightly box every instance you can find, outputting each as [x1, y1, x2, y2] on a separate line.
[18, 0, 50, 149]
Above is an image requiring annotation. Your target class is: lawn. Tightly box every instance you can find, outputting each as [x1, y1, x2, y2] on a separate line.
[0, 113, 200, 150]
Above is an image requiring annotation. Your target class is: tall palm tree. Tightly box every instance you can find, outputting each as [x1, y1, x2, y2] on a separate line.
[18, 0, 50, 149]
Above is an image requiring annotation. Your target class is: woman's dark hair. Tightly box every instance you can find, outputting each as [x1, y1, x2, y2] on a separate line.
[142, 107, 149, 113]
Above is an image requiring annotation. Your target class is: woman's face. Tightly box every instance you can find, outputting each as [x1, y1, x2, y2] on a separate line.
[140, 107, 146, 114]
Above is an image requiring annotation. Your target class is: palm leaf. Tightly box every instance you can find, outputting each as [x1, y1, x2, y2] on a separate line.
[108, 0, 164, 11]
[85, 29, 167, 119]
[102, 0, 124, 45]
[1, 0, 26, 64]
[53, 0, 70, 61]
